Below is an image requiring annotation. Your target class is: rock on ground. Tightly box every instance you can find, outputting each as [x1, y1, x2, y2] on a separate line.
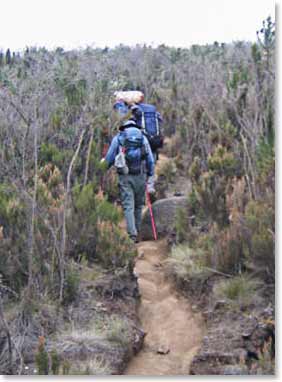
[140, 196, 188, 241]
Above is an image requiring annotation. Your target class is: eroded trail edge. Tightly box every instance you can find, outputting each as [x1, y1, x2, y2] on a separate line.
[125, 240, 203, 376]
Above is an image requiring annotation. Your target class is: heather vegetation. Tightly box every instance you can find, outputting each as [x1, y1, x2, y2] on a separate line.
[0, 16, 275, 375]
[168, 18, 275, 283]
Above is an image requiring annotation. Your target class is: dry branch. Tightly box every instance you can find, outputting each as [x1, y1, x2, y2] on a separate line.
[84, 127, 94, 186]
[60, 127, 86, 301]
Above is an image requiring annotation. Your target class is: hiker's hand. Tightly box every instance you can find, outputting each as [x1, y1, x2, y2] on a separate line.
[99, 158, 108, 173]
[147, 176, 155, 194]
[147, 185, 156, 194]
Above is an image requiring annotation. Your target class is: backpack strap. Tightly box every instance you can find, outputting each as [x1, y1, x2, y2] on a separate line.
[141, 111, 146, 131]
[117, 136, 126, 154]
[155, 114, 160, 136]
[141, 109, 160, 136]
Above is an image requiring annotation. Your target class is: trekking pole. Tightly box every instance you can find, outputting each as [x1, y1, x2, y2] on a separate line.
[146, 186, 158, 241]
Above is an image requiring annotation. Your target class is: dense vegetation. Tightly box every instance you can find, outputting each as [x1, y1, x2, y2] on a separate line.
[0, 16, 275, 374]
[166, 17, 275, 284]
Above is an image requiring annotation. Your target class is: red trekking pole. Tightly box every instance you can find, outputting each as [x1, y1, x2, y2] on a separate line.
[146, 186, 158, 241]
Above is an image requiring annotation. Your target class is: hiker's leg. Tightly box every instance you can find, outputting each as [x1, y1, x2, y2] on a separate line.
[134, 174, 146, 234]
[155, 150, 159, 162]
[153, 151, 157, 163]
[118, 175, 137, 238]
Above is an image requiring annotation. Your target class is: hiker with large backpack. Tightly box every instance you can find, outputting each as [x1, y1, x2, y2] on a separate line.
[130, 102, 163, 162]
[101, 119, 155, 243]
[113, 91, 164, 163]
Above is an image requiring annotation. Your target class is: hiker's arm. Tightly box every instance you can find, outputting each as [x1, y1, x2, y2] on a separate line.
[104, 136, 119, 168]
[156, 111, 163, 123]
[143, 136, 155, 177]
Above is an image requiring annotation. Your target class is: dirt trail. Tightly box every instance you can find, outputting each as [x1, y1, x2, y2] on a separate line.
[124, 239, 203, 375]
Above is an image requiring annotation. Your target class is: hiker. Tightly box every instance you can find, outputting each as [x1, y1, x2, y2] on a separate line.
[113, 91, 164, 163]
[101, 119, 155, 243]
[130, 102, 164, 163]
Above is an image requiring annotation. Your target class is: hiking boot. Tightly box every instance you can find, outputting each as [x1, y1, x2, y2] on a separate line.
[130, 235, 139, 244]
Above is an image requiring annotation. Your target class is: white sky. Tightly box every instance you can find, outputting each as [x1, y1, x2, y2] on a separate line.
[0, 0, 277, 51]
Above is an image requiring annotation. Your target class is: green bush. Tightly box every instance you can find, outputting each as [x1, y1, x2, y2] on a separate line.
[63, 261, 80, 305]
[156, 159, 177, 184]
[214, 274, 261, 309]
[189, 156, 201, 182]
[166, 244, 206, 283]
[39, 143, 66, 168]
[69, 183, 134, 268]
[175, 205, 190, 243]
[83, 357, 111, 375]
[50, 350, 60, 375]
[188, 145, 240, 228]
[70, 357, 111, 375]
[244, 199, 274, 280]
[251, 338, 275, 375]
[194, 171, 230, 227]
[96, 223, 136, 269]
[35, 337, 49, 375]
[207, 145, 238, 177]
[0, 184, 26, 228]
[104, 315, 132, 347]
[0, 184, 28, 292]
[256, 137, 275, 190]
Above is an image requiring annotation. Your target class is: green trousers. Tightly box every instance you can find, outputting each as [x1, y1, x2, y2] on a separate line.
[118, 173, 146, 238]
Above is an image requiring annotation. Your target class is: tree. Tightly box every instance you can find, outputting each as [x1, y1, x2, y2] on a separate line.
[5, 49, 11, 65]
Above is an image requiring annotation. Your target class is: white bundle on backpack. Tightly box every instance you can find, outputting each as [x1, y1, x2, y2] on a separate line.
[114, 148, 129, 175]
[114, 91, 144, 105]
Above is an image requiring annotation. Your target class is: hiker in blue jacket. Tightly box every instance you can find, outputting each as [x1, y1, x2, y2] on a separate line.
[113, 99, 164, 163]
[102, 119, 155, 243]
[130, 102, 163, 162]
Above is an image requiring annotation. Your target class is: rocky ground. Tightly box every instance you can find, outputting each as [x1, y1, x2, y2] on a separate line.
[138, 147, 275, 376]
[125, 240, 203, 375]
[1, 147, 275, 376]
[1, 263, 144, 375]
[174, 272, 275, 375]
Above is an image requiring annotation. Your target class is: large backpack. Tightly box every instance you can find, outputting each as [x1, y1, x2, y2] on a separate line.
[132, 103, 164, 151]
[118, 127, 145, 175]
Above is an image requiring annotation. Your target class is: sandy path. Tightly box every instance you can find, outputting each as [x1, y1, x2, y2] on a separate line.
[124, 240, 203, 375]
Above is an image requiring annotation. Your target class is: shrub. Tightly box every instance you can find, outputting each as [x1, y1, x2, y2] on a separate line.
[163, 134, 183, 158]
[244, 199, 274, 280]
[189, 156, 201, 182]
[0, 184, 28, 292]
[35, 336, 49, 375]
[256, 137, 274, 183]
[188, 145, 240, 228]
[83, 357, 111, 375]
[175, 206, 190, 243]
[62, 261, 80, 305]
[69, 183, 132, 267]
[104, 315, 132, 347]
[193, 171, 230, 227]
[61, 323, 103, 345]
[166, 245, 206, 283]
[205, 223, 244, 273]
[213, 274, 261, 309]
[50, 350, 60, 375]
[207, 145, 238, 177]
[96, 222, 136, 269]
[70, 357, 112, 375]
[39, 143, 68, 169]
[250, 337, 275, 375]
[156, 158, 177, 184]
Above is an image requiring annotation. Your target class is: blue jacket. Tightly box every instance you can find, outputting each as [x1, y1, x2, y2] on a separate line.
[105, 130, 155, 176]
